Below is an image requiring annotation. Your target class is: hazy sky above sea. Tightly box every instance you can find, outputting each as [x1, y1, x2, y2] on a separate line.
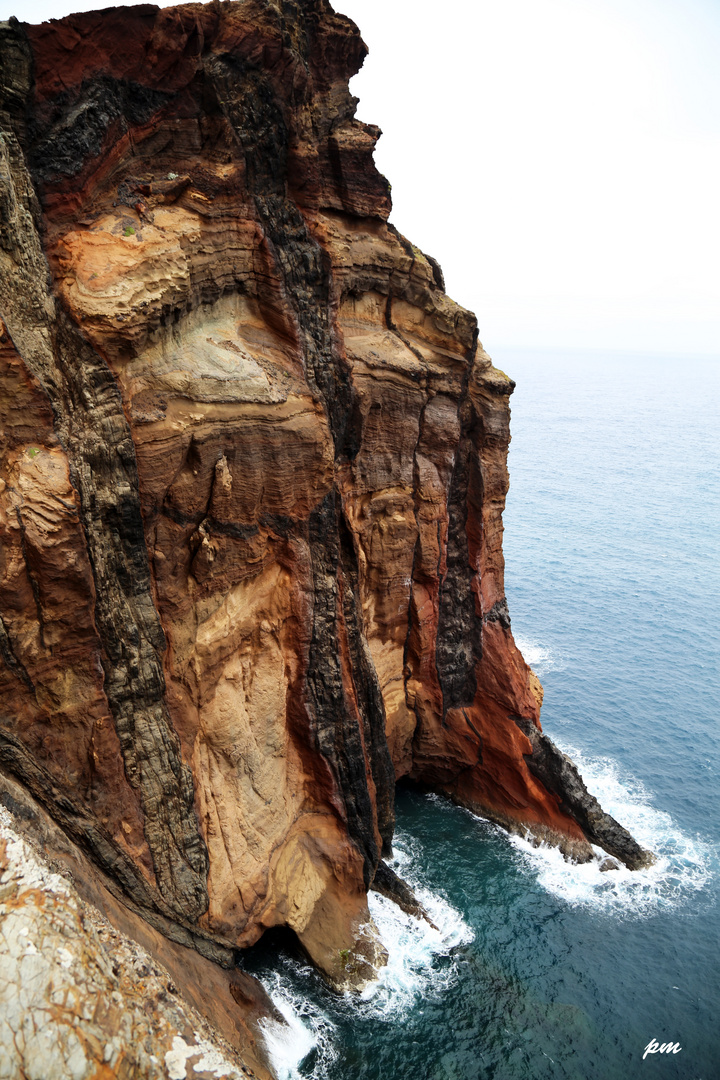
[4, 0, 719, 357]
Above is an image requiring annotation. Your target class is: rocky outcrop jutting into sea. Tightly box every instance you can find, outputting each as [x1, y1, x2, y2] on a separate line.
[0, 0, 653, 1069]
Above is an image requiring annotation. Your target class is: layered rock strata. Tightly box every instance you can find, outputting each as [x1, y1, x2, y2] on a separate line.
[0, 0, 652, 1029]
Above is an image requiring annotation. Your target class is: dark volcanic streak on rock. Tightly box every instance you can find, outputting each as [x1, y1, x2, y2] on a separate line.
[28, 76, 171, 185]
[210, 49, 394, 881]
[0, 42, 209, 921]
[436, 392, 484, 715]
[306, 493, 386, 883]
[513, 715, 653, 869]
[0, 727, 232, 964]
[52, 315, 211, 918]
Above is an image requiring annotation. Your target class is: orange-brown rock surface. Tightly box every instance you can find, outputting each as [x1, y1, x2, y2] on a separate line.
[0, 0, 652, 1046]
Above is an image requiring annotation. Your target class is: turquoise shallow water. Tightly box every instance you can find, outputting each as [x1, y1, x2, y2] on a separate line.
[243, 351, 720, 1080]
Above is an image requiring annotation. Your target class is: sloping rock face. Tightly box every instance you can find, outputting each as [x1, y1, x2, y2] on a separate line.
[0, 783, 274, 1080]
[0, 0, 652, 1011]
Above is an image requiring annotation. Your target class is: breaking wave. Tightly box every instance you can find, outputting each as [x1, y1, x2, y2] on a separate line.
[507, 741, 716, 916]
[514, 635, 564, 676]
[360, 839, 474, 1016]
[258, 970, 337, 1080]
[258, 748, 715, 1078]
[257, 831, 472, 1078]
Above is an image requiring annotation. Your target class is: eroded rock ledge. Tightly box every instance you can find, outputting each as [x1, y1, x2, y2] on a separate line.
[0, 0, 652, 1059]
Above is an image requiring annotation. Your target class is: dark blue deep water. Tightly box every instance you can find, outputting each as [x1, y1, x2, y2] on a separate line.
[245, 351, 720, 1080]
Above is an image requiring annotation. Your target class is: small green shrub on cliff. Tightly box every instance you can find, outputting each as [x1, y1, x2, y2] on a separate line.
[338, 947, 358, 973]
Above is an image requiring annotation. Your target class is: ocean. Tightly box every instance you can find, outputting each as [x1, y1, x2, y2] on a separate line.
[243, 350, 720, 1080]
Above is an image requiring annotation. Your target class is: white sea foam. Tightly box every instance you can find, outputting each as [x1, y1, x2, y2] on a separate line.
[360, 864, 474, 1017]
[258, 972, 337, 1080]
[257, 833, 472, 1076]
[506, 742, 715, 916]
[514, 636, 564, 676]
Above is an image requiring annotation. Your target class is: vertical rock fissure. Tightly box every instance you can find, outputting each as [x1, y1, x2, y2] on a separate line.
[401, 387, 430, 739]
[338, 511, 395, 857]
[435, 399, 484, 717]
[0, 40, 209, 920]
[208, 53, 395, 878]
[14, 505, 46, 648]
[0, 614, 35, 693]
[306, 492, 381, 881]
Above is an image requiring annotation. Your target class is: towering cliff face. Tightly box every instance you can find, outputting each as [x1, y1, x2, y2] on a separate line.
[0, 0, 651, 1020]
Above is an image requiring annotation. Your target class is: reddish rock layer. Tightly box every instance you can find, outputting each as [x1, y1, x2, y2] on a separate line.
[0, 0, 651, 1016]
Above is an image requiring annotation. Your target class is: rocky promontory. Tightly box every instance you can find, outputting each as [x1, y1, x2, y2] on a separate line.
[0, 1, 652, 1074]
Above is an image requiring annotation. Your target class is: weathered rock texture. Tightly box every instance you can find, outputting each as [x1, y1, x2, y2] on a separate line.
[0, 783, 274, 1080]
[0, 0, 653, 1041]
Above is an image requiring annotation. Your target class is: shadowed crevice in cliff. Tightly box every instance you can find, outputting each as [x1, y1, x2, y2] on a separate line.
[0, 613, 35, 693]
[512, 714, 654, 870]
[338, 511, 396, 856]
[306, 491, 382, 882]
[436, 423, 484, 715]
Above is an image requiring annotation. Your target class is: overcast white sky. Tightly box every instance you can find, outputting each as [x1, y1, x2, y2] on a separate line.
[3, 0, 720, 356]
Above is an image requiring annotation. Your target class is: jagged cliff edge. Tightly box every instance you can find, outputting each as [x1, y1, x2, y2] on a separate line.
[0, 0, 652, 1074]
